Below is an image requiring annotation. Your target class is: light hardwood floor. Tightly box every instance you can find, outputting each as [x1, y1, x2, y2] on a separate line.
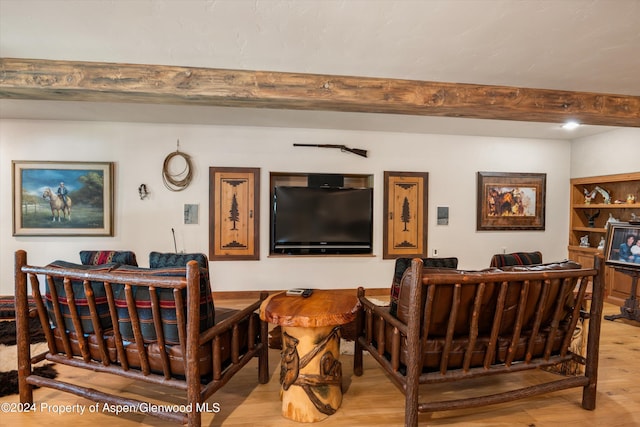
[2, 302, 639, 426]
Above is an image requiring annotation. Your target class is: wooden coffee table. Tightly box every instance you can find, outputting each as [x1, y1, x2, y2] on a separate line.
[259, 290, 360, 423]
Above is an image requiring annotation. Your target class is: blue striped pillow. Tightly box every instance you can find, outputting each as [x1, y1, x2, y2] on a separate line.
[149, 252, 208, 270]
[111, 265, 215, 345]
[80, 250, 138, 266]
[44, 260, 115, 333]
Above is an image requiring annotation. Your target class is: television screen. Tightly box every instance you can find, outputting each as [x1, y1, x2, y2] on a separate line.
[272, 186, 373, 254]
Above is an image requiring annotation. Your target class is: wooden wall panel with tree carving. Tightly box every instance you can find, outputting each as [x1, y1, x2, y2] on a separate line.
[383, 172, 428, 259]
[209, 167, 260, 260]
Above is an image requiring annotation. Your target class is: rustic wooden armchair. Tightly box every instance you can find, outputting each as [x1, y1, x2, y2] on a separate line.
[14, 250, 269, 426]
[354, 256, 604, 427]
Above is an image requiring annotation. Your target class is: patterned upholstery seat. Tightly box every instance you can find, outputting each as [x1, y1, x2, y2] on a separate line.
[149, 251, 208, 270]
[45, 260, 117, 333]
[489, 251, 542, 268]
[41, 252, 256, 376]
[110, 264, 216, 344]
[79, 250, 138, 266]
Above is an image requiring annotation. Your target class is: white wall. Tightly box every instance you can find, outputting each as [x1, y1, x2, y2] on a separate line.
[571, 128, 640, 178]
[1, 119, 577, 294]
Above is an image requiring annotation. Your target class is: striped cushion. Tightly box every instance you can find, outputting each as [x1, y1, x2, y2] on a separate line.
[489, 251, 542, 268]
[80, 250, 138, 266]
[44, 260, 115, 333]
[111, 265, 215, 345]
[149, 252, 208, 270]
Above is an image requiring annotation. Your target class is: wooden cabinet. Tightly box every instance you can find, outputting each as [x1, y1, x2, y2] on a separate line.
[568, 172, 640, 305]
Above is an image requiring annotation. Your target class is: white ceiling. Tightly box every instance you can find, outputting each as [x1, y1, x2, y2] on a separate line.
[1, 0, 639, 140]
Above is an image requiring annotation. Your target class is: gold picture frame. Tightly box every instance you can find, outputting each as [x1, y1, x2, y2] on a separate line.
[12, 161, 114, 236]
[477, 171, 546, 231]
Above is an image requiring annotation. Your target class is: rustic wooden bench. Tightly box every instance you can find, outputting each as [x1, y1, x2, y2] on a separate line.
[354, 256, 604, 426]
[14, 250, 269, 426]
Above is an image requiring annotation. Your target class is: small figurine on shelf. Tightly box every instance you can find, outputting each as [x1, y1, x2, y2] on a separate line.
[595, 186, 611, 204]
[583, 186, 611, 204]
[606, 213, 619, 228]
[627, 194, 636, 204]
[597, 237, 606, 251]
[579, 235, 590, 247]
[583, 187, 597, 204]
[630, 213, 640, 225]
[584, 209, 600, 227]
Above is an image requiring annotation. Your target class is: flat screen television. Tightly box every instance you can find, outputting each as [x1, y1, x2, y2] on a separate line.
[271, 186, 373, 255]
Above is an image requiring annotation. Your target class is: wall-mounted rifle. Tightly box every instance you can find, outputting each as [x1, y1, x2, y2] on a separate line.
[293, 143, 367, 158]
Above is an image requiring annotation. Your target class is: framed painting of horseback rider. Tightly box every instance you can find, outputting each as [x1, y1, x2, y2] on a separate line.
[12, 161, 114, 236]
[477, 171, 546, 231]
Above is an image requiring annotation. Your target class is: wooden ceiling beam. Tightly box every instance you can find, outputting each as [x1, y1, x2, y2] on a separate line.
[1, 57, 639, 127]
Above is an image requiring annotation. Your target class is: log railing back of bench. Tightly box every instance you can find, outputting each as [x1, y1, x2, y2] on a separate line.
[411, 265, 595, 376]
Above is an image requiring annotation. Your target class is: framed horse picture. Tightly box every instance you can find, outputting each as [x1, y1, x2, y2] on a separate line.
[477, 171, 546, 231]
[12, 161, 114, 236]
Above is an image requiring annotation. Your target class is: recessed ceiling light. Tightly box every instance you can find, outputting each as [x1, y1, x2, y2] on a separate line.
[562, 121, 580, 130]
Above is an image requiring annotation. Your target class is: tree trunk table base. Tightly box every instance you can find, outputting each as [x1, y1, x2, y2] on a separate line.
[280, 325, 342, 422]
[260, 290, 359, 423]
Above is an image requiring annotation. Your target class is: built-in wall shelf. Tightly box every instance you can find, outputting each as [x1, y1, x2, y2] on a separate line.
[568, 172, 640, 306]
[270, 172, 373, 189]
